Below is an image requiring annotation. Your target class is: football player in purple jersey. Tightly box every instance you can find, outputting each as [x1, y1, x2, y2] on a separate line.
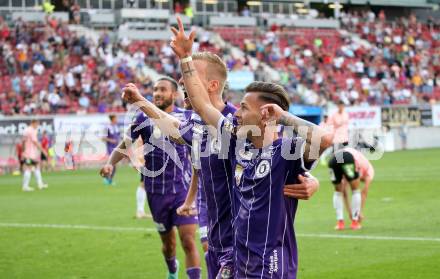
[120, 19, 322, 279]
[102, 114, 120, 185]
[167, 17, 333, 279]
[122, 77, 320, 279]
[100, 77, 201, 279]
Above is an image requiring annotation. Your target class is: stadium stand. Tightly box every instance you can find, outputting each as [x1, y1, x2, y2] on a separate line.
[0, 5, 439, 116]
[217, 11, 440, 106]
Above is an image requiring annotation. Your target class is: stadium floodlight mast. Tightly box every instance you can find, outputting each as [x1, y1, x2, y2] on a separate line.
[203, 0, 218, 4]
[329, 1, 343, 18]
[246, 1, 262, 6]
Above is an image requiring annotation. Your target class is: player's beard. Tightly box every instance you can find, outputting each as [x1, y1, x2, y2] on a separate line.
[154, 97, 173, 111]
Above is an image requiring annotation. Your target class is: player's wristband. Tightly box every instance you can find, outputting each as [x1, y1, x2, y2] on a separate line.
[181, 56, 192, 64]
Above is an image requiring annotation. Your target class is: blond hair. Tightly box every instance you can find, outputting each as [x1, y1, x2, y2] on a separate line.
[192, 52, 228, 92]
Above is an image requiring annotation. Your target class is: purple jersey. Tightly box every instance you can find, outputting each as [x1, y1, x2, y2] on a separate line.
[130, 107, 192, 195]
[106, 123, 120, 154]
[179, 103, 237, 253]
[218, 116, 314, 279]
[196, 170, 209, 242]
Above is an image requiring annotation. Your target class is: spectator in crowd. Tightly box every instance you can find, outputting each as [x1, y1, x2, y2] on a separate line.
[0, 10, 438, 116]
[33, 60, 45, 75]
[47, 90, 61, 113]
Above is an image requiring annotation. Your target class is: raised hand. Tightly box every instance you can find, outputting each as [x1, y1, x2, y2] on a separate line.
[260, 103, 286, 124]
[170, 16, 196, 59]
[121, 83, 144, 104]
[99, 164, 114, 178]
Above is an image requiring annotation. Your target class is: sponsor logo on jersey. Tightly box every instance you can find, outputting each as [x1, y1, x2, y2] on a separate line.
[269, 249, 279, 275]
[235, 164, 244, 185]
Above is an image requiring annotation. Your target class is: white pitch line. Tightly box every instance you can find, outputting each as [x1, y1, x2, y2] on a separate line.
[0, 222, 156, 233]
[1, 222, 440, 242]
[296, 233, 440, 242]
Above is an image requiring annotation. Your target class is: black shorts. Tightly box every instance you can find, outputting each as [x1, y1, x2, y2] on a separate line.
[41, 153, 47, 161]
[328, 151, 359, 184]
[23, 158, 38, 166]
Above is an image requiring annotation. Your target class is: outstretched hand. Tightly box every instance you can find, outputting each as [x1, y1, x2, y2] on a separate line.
[170, 16, 196, 59]
[121, 83, 144, 104]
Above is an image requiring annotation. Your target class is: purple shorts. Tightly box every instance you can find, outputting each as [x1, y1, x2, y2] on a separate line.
[207, 249, 234, 279]
[146, 192, 198, 234]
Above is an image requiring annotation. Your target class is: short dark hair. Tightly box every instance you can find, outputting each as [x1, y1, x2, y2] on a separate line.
[245, 81, 290, 111]
[157, 76, 178, 92]
[109, 114, 116, 121]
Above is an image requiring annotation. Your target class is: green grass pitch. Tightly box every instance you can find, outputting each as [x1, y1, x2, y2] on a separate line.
[1, 148, 440, 278]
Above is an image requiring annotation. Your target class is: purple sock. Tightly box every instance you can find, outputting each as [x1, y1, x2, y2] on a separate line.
[186, 267, 201, 279]
[165, 257, 177, 274]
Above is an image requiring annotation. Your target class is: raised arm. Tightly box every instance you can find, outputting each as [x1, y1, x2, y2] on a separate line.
[169, 16, 223, 128]
[261, 104, 333, 162]
[121, 83, 185, 144]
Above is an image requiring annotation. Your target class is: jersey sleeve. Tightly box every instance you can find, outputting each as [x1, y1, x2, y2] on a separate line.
[216, 115, 237, 160]
[127, 113, 152, 142]
[282, 137, 318, 184]
[178, 118, 194, 146]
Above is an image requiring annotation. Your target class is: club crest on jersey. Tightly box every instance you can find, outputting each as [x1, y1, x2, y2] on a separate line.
[255, 160, 270, 179]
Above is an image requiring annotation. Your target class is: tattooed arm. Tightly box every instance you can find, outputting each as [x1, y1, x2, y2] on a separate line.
[121, 83, 186, 144]
[169, 16, 223, 128]
[261, 104, 333, 162]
